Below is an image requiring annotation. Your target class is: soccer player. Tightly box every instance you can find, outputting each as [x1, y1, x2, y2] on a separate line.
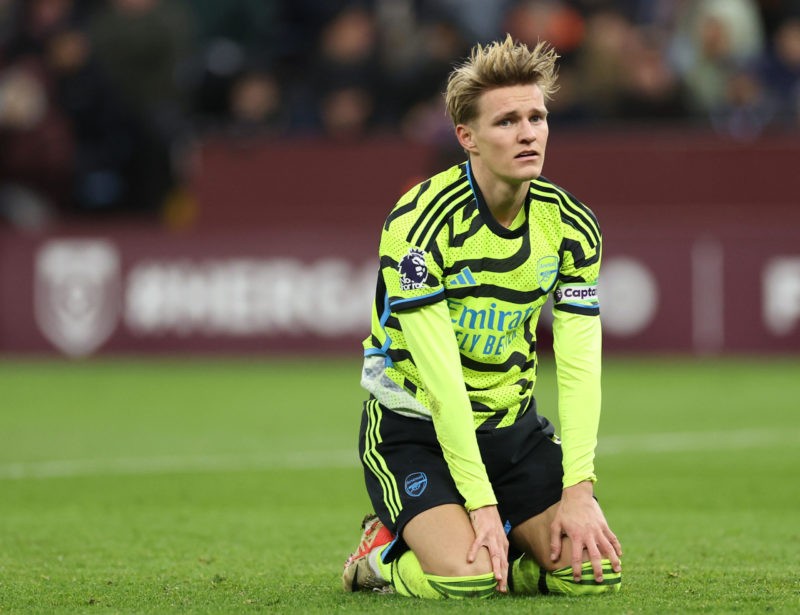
[342, 35, 623, 599]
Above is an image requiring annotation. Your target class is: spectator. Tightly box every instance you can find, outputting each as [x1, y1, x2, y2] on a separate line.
[616, 28, 691, 122]
[2, 0, 75, 59]
[188, 0, 280, 69]
[3, 0, 800, 229]
[427, 0, 512, 42]
[669, 0, 766, 116]
[45, 24, 168, 214]
[226, 69, 286, 137]
[761, 17, 800, 125]
[307, 5, 380, 138]
[572, 9, 636, 120]
[88, 0, 195, 213]
[0, 59, 72, 229]
[380, 14, 469, 130]
[184, 0, 283, 125]
[0, 0, 17, 47]
[503, 0, 586, 57]
[711, 67, 775, 139]
[89, 0, 193, 119]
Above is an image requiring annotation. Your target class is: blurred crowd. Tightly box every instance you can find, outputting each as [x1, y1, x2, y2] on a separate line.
[1, 0, 799, 228]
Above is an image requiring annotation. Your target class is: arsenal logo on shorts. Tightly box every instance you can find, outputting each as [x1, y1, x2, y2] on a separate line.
[404, 471, 428, 497]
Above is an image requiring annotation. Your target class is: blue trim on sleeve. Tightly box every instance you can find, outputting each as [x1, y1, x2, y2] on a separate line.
[364, 291, 395, 367]
[388, 287, 444, 310]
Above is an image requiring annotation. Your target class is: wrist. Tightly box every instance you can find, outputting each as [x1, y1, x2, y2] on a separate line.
[562, 480, 594, 498]
[562, 472, 596, 490]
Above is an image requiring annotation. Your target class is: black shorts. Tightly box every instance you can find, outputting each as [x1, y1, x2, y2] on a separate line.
[358, 398, 563, 562]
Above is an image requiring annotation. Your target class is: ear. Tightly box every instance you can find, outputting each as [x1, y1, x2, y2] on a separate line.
[455, 123, 478, 154]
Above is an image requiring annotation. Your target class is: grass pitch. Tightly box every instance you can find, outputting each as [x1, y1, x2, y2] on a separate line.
[1, 356, 799, 613]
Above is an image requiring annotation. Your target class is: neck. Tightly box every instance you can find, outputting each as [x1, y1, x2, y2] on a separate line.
[469, 159, 529, 228]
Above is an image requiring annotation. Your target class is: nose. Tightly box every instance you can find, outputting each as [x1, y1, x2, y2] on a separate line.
[518, 120, 536, 142]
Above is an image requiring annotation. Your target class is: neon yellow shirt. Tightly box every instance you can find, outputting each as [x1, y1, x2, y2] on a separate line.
[362, 161, 602, 509]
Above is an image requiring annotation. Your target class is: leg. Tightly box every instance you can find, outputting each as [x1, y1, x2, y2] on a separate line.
[510, 501, 577, 571]
[343, 505, 498, 599]
[476, 411, 621, 596]
[508, 502, 621, 595]
[386, 504, 497, 598]
[346, 403, 496, 598]
[402, 503, 492, 577]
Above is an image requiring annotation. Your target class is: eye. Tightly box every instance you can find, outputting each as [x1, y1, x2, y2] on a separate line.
[497, 118, 513, 127]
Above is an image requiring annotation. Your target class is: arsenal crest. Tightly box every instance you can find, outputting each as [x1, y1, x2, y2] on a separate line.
[536, 255, 559, 293]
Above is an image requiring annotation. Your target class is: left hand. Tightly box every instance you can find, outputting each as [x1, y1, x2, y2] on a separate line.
[467, 505, 509, 593]
[549, 481, 623, 582]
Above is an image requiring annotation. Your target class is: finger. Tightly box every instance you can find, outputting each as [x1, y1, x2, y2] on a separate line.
[602, 534, 622, 572]
[466, 536, 481, 564]
[549, 522, 563, 562]
[599, 527, 622, 570]
[490, 552, 507, 592]
[605, 546, 622, 574]
[499, 533, 509, 559]
[571, 541, 584, 582]
[497, 553, 509, 593]
[491, 538, 509, 591]
[586, 542, 605, 583]
[608, 530, 624, 559]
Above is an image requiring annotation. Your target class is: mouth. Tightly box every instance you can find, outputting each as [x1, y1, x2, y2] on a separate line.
[515, 150, 539, 159]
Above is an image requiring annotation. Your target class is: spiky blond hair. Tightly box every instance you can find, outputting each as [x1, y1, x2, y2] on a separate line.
[445, 35, 559, 126]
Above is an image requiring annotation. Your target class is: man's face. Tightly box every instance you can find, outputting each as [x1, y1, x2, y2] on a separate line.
[457, 84, 549, 184]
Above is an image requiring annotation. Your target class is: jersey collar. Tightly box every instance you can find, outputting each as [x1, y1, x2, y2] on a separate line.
[465, 161, 530, 239]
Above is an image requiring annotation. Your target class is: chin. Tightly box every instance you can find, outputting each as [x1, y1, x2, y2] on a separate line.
[515, 168, 542, 181]
[511, 161, 543, 180]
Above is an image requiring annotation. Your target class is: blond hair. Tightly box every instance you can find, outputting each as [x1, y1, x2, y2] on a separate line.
[445, 35, 559, 126]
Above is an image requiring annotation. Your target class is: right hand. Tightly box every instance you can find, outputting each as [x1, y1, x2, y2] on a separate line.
[467, 505, 509, 593]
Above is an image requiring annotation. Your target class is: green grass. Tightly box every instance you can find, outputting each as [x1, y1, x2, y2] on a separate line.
[1, 356, 799, 613]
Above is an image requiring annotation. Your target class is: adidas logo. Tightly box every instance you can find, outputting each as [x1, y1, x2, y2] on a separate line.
[447, 267, 478, 288]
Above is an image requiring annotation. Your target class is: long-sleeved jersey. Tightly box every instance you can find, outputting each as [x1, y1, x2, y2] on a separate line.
[362, 160, 602, 509]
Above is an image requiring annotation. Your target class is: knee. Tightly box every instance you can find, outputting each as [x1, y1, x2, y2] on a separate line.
[426, 549, 493, 579]
[424, 570, 498, 599]
[413, 544, 498, 598]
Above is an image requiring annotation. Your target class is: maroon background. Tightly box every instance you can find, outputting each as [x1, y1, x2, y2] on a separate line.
[722, 229, 800, 353]
[2, 131, 799, 356]
[191, 130, 800, 233]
